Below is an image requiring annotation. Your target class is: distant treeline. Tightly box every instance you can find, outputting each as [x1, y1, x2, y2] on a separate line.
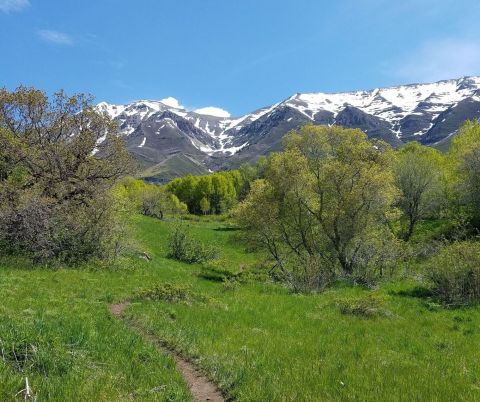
[165, 161, 266, 215]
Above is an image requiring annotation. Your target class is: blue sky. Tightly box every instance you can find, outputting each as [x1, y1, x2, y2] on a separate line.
[1, 0, 480, 116]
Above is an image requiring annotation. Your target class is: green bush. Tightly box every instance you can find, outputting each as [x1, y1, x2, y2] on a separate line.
[428, 241, 480, 306]
[167, 225, 218, 264]
[336, 295, 391, 318]
[135, 283, 212, 304]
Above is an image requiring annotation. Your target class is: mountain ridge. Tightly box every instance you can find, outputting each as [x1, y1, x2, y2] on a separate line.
[97, 76, 480, 180]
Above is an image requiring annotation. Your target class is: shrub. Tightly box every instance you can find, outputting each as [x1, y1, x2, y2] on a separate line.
[428, 241, 480, 306]
[167, 225, 218, 264]
[266, 254, 336, 294]
[336, 295, 391, 318]
[135, 283, 212, 304]
[351, 229, 406, 286]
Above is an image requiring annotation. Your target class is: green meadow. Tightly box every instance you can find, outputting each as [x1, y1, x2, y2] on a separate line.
[1, 215, 479, 401]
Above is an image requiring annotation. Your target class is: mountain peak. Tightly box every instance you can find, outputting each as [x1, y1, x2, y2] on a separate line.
[96, 76, 480, 180]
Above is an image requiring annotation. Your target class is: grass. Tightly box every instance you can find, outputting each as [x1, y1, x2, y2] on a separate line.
[141, 154, 209, 182]
[1, 215, 480, 401]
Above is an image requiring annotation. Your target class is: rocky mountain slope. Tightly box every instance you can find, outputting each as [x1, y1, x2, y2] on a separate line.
[97, 76, 480, 180]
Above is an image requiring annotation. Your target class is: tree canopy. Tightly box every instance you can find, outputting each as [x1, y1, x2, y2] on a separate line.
[0, 87, 133, 263]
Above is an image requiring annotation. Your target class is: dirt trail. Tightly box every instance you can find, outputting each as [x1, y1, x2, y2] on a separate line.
[110, 301, 225, 402]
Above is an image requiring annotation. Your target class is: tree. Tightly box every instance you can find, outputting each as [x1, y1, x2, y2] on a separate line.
[450, 120, 480, 225]
[283, 125, 397, 275]
[236, 125, 397, 290]
[200, 197, 210, 215]
[194, 176, 212, 213]
[140, 185, 187, 219]
[394, 142, 446, 240]
[167, 174, 199, 213]
[237, 163, 258, 200]
[210, 173, 236, 214]
[0, 87, 134, 263]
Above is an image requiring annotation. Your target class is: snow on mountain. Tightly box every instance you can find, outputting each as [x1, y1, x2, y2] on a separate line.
[284, 76, 480, 139]
[96, 76, 480, 180]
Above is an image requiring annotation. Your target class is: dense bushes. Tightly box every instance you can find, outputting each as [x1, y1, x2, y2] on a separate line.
[167, 225, 218, 264]
[428, 242, 480, 305]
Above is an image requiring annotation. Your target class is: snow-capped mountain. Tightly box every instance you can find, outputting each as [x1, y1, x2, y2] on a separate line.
[97, 76, 480, 180]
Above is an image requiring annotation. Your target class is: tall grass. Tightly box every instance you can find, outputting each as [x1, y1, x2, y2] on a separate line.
[1, 215, 479, 401]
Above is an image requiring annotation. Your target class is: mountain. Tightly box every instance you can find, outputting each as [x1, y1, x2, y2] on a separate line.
[97, 76, 480, 180]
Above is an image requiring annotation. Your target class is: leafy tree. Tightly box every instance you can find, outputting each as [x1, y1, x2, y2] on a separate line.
[284, 125, 397, 275]
[119, 177, 187, 219]
[166, 165, 262, 215]
[200, 197, 210, 215]
[394, 142, 446, 240]
[140, 186, 183, 219]
[167, 174, 199, 213]
[237, 163, 259, 200]
[194, 176, 212, 213]
[211, 173, 236, 214]
[0, 87, 133, 263]
[450, 120, 480, 225]
[236, 125, 398, 290]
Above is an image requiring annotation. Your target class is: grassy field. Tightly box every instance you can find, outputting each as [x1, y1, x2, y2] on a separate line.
[1, 215, 480, 401]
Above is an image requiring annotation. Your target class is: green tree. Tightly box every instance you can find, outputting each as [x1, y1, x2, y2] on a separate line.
[284, 125, 397, 275]
[194, 176, 212, 213]
[394, 142, 446, 240]
[167, 174, 199, 213]
[139, 186, 168, 219]
[237, 163, 258, 200]
[211, 173, 236, 214]
[236, 125, 398, 290]
[0, 87, 133, 263]
[450, 120, 480, 225]
[200, 197, 210, 215]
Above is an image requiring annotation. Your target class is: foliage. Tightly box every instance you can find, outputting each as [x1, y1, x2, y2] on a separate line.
[0, 87, 134, 264]
[449, 120, 480, 225]
[336, 294, 391, 318]
[119, 176, 187, 220]
[167, 224, 218, 264]
[135, 283, 213, 304]
[199, 196, 211, 215]
[428, 241, 480, 305]
[235, 125, 398, 291]
[394, 142, 447, 240]
[166, 160, 264, 215]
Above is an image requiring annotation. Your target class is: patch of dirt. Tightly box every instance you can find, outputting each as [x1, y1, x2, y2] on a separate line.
[109, 301, 130, 317]
[110, 301, 225, 402]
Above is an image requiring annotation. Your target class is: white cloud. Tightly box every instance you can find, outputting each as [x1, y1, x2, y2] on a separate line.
[37, 30, 73, 45]
[160, 97, 184, 109]
[0, 0, 29, 13]
[158, 97, 231, 117]
[194, 106, 231, 118]
[388, 38, 480, 82]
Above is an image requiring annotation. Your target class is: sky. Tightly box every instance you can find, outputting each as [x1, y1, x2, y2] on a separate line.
[1, 0, 480, 117]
